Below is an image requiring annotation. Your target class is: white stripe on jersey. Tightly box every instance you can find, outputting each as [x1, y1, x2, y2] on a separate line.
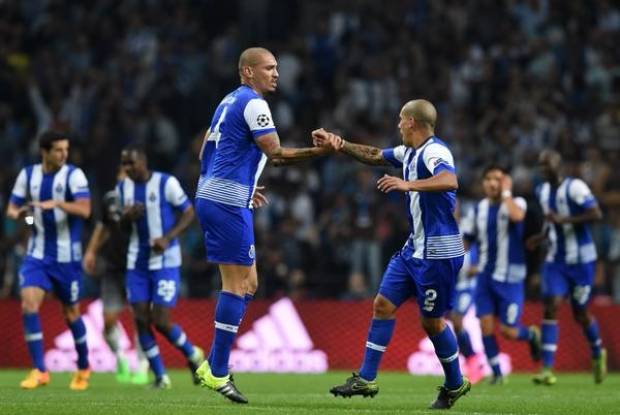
[473, 198, 527, 283]
[146, 173, 164, 269]
[538, 180, 597, 264]
[404, 140, 463, 259]
[196, 177, 251, 208]
[121, 172, 185, 270]
[53, 166, 72, 262]
[29, 165, 45, 259]
[17, 164, 87, 262]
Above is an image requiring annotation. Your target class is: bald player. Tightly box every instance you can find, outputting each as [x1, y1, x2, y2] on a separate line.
[315, 100, 471, 410]
[194, 47, 338, 403]
[529, 149, 606, 385]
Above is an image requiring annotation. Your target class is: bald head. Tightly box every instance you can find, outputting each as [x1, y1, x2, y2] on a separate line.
[401, 99, 437, 130]
[238, 47, 274, 71]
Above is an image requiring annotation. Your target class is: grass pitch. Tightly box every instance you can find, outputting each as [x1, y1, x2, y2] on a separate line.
[0, 370, 618, 414]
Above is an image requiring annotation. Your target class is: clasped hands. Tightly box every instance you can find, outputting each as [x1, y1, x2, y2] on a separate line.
[311, 128, 410, 193]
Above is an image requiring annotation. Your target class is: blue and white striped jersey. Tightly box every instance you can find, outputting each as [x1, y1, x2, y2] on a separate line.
[117, 172, 191, 270]
[196, 85, 276, 209]
[537, 178, 598, 264]
[382, 136, 464, 260]
[10, 164, 90, 263]
[462, 198, 527, 283]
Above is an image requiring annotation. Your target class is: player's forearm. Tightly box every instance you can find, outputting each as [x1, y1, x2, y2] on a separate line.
[340, 140, 388, 166]
[409, 171, 458, 192]
[502, 197, 526, 222]
[563, 208, 603, 224]
[270, 146, 330, 163]
[6, 203, 24, 220]
[58, 200, 91, 219]
[164, 207, 195, 241]
[85, 222, 109, 256]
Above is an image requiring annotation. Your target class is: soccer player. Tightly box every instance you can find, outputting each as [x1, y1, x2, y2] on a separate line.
[530, 149, 606, 385]
[83, 173, 149, 384]
[193, 47, 338, 404]
[461, 165, 542, 384]
[316, 99, 471, 410]
[7, 131, 92, 390]
[449, 240, 484, 384]
[117, 145, 203, 389]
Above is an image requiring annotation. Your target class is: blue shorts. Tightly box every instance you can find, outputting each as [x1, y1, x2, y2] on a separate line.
[19, 256, 82, 304]
[542, 262, 595, 307]
[126, 267, 181, 307]
[453, 285, 475, 316]
[378, 248, 463, 318]
[475, 274, 524, 327]
[195, 198, 255, 266]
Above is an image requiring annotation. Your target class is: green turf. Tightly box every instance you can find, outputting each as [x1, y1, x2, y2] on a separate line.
[0, 370, 618, 414]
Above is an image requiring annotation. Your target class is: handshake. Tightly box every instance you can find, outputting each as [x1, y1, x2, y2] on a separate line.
[311, 128, 345, 152]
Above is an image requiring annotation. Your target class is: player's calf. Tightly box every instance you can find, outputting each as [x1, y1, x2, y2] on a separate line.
[330, 372, 379, 398]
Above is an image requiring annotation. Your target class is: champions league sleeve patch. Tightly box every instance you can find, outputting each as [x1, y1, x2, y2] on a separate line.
[256, 114, 271, 127]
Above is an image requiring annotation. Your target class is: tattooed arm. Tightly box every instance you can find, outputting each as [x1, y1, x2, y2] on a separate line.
[312, 129, 389, 166]
[340, 140, 390, 166]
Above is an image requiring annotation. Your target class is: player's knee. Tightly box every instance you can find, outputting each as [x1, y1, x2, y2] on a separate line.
[421, 318, 445, 336]
[62, 305, 81, 322]
[572, 308, 590, 326]
[373, 296, 396, 319]
[479, 318, 494, 336]
[21, 298, 41, 314]
[246, 278, 258, 296]
[498, 325, 513, 339]
[543, 300, 558, 319]
[133, 314, 151, 333]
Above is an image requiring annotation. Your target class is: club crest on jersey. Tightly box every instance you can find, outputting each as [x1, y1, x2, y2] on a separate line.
[256, 114, 270, 127]
[149, 192, 157, 202]
[55, 183, 64, 193]
[249, 244, 255, 259]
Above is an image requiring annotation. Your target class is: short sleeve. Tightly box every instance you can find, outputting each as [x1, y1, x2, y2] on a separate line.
[381, 145, 406, 168]
[10, 168, 28, 206]
[569, 179, 597, 209]
[422, 143, 455, 174]
[243, 98, 277, 139]
[68, 168, 90, 199]
[514, 196, 528, 211]
[164, 176, 190, 211]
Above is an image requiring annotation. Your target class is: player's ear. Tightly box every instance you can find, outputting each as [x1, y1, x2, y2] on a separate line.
[243, 65, 253, 78]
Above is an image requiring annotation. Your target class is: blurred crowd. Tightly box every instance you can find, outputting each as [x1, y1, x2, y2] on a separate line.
[1, 0, 619, 302]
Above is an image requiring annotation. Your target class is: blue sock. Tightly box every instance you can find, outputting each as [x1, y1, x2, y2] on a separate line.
[482, 335, 502, 377]
[210, 291, 245, 377]
[359, 319, 395, 381]
[23, 313, 46, 372]
[208, 293, 254, 366]
[430, 326, 463, 389]
[68, 318, 89, 370]
[516, 325, 530, 341]
[456, 330, 475, 358]
[139, 332, 166, 379]
[165, 324, 195, 359]
[584, 320, 602, 359]
[541, 320, 558, 368]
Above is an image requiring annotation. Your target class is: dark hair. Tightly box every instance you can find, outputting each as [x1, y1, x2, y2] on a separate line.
[482, 164, 507, 178]
[121, 143, 147, 159]
[39, 131, 69, 151]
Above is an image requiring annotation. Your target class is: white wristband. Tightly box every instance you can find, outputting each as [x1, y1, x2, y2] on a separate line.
[501, 190, 512, 199]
